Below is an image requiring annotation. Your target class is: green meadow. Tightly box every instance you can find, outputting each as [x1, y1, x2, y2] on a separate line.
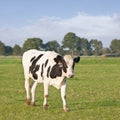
[0, 56, 120, 120]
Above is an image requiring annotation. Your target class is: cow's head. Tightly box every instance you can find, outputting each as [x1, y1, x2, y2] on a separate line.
[63, 55, 80, 78]
[50, 55, 80, 79]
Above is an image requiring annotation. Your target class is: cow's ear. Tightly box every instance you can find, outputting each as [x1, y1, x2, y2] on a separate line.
[74, 56, 80, 63]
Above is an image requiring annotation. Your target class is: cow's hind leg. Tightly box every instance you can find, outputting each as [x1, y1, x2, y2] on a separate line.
[25, 77, 31, 105]
[31, 81, 38, 106]
[43, 82, 49, 109]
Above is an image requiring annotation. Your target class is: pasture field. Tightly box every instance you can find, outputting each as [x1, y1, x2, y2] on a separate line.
[0, 56, 120, 120]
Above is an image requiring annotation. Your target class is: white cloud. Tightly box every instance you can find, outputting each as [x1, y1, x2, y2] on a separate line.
[0, 13, 120, 47]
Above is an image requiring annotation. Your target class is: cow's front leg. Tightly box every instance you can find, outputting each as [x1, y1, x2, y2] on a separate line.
[61, 81, 68, 112]
[31, 81, 38, 106]
[43, 82, 49, 109]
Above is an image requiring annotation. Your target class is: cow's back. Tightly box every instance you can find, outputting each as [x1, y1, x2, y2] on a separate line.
[22, 49, 43, 69]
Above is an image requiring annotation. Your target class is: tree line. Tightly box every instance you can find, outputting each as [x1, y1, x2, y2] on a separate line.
[0, 32, 120, 56]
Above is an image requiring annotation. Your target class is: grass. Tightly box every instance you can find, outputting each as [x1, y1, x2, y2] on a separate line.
[0, 56, 120, 120]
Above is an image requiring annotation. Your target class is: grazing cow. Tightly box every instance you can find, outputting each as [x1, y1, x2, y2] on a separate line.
[22, 49, 80, 112]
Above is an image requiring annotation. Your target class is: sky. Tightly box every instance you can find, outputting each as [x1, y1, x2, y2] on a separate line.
[0, 0, 120, 47]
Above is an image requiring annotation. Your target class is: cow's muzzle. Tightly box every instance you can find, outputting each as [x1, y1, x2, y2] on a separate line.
[68, 74, 74, 78]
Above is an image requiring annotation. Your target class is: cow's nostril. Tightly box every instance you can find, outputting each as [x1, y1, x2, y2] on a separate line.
[69, 74, 74, 78]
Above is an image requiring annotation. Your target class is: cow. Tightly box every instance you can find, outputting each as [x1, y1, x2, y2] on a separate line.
[22, 49, 80, 112]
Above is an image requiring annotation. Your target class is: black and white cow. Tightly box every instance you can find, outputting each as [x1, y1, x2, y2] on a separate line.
[22, 49, 80, 112]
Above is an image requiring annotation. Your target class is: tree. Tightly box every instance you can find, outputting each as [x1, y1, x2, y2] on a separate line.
[80, 38, 92, 55]
[75, 36, 82, 55]
[0, 41, 5, 55]
[62, 32, 78, 55]
[22, 38, 43, 52]
[45, 40, 60, 53]
[110, 39, 120, 54]
[4, 46, 13, 55]
[13, 44, 22, 55]
[90, 39, 103, 55]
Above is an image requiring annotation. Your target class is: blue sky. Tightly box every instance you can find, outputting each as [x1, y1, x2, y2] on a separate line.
[0, 0, 120, 47]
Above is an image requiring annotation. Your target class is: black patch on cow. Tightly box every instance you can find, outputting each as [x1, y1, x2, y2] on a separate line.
[50, 55, 68, 78]
[54, 55, 61, 63]
[45, 59, 49, 67]
[47, 66, 51, 77]
[50, 64, 62, 78]
[29, 54, 43, 79]
[41, 64, 44, 77]
[30, 65, 40, 79]
[35, 65, 40, 71]
[30, 56, 36, 62]
[55, 55, 67, 73]
[33, 54, 43, 64]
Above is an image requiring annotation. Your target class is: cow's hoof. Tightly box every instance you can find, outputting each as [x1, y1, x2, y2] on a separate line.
[63, 106, 69, 112]
[43, 104, 48, 110]
[26, 98, 31, 106]
[31, 102, 36, 106]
